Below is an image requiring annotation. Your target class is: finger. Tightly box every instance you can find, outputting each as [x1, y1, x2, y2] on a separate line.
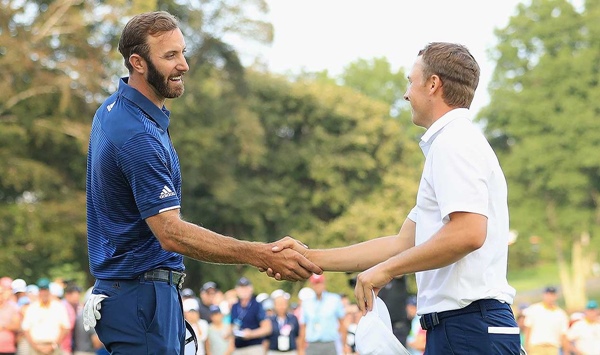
[364, 287, 373, 313]
[295, 253, 323, 277]
[271, 236, 299, 252]
[285, 235, 309, 249]
[354, 283, 367, 315]
[266, 268, 275, 277]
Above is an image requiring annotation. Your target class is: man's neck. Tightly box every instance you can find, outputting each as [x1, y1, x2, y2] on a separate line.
[127, 75, 165, 108]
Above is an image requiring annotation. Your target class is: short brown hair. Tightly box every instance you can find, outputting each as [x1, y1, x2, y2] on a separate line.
[118, 11, 180, 73]
[418, 42, 480, 108]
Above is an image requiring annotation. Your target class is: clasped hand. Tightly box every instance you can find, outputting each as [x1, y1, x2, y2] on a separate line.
[260, 236, 322, 281]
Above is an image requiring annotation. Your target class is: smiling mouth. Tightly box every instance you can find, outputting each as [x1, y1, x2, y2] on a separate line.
[169, 75, 183, 82]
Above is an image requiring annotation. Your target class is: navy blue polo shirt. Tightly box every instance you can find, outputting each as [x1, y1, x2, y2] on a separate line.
[231, 298, 266, 348]
[86, 77, 184, 279]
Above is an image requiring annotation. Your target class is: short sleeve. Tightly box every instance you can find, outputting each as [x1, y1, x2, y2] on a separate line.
[431, 140, 490, 223]
[257, 303, 267, 322]
[407, 206, 418, 222]
[119, 133, 180, 219]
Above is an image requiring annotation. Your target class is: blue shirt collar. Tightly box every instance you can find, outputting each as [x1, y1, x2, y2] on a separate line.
[118, 77, 171, 131]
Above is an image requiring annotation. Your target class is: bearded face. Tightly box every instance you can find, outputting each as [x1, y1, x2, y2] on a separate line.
[145, 55, 185, 99]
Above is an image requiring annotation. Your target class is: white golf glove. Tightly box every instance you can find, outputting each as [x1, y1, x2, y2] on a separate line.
[83, 293, 108, 331]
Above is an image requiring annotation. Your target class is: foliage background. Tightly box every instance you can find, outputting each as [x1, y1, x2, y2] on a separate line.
[0, 0, 598, 310]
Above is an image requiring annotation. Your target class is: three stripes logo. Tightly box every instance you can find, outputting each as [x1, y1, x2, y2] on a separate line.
[159, 185, 176, 199]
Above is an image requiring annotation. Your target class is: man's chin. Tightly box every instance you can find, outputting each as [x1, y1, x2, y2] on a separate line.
[165, 84, 184, 99]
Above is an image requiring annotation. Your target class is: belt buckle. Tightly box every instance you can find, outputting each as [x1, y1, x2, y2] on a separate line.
[420, 312, 439, 330]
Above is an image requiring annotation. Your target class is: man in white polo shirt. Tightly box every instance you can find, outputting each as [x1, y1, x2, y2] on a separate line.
[270, 42, 521, 354]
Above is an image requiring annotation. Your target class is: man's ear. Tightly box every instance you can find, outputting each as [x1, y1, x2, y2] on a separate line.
[429, 75, 442, 94]
[129, 54, 146, 74]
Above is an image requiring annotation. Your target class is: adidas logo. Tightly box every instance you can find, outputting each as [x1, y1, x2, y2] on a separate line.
[159, 185, 176, 199]
[107, 101, 116, 112]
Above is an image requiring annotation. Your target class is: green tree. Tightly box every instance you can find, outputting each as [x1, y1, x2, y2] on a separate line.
[480, 0, 600, 311]
[0, 0, 273, 285]
[169, 61, 422, 293]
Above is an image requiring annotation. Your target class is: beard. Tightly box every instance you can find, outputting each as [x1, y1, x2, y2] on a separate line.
[145, 57, 184, 99]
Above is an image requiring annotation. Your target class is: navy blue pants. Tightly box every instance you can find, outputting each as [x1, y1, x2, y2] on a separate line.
[92, 277, 185, 355]
[424, 301, 521, 354]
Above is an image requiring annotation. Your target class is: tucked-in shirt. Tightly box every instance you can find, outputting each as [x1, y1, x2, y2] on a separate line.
[301, 292, 345, 343]
[408, 108, 516, 314]
[86, 77, 183, 279]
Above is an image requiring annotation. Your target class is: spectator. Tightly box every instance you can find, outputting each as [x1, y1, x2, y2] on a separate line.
[342, 303, 361, 355]
[0, 276, 21, 355]
[405, 296, 426, 355]
[523, 286, 569, 354]
[11, 279, 28, 307]
[294, 287, 315, 325]
[207, 305, 232, 355]
[21, 278, 71, 355]
[181, 288, 198, 302]
[566, 300, 600, 355]
[265, 292, 300, 355]
[299, 274, 345, 355]
[378, 276, 410, 345]
[61, 285, 82, 355]
[230, 277, 271, 355]
[200, 282, 219, 324]
[183, 298, 210, 355]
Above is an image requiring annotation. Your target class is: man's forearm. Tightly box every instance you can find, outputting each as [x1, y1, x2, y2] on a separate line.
[307, 217, 416, 272]
[148, 210, 266, 268]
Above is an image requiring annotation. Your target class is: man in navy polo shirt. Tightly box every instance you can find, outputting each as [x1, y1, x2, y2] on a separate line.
[84, 11, 321, 355]
[230, 278, 271, 355]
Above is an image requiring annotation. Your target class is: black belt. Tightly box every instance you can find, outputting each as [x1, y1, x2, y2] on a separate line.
[420, 299, 509, 330]
[142, 269, 186, 289]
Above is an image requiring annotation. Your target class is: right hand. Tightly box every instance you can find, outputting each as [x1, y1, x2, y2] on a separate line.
[83, 293, 108, 331]
[260, 236, 322, 281]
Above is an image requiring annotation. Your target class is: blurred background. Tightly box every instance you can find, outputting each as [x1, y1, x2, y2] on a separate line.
[0, 0, 598, 314]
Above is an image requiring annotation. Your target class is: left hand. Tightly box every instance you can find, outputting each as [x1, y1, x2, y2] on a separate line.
[354, 264, 394, 315]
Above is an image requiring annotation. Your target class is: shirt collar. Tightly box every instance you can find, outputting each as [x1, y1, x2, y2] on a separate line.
[419, 108, 470, 156]
[118, 77, 171, 131]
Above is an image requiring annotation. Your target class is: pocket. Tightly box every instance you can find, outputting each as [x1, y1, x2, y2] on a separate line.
[488, 330, 521, 354]
[137, 281, 158, 331]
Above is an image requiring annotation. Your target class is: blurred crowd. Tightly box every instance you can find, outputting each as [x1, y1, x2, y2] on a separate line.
[514, 286, 600, 355]
[178, 275, 423, 355]
[0, 275, 107, 355]
[2, 274, 599, 355]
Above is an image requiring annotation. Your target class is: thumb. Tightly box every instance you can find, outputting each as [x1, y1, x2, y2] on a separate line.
[271, 236, 300, 252]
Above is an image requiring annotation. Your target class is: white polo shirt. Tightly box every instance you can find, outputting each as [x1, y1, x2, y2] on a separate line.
[408, 108, 516, 315]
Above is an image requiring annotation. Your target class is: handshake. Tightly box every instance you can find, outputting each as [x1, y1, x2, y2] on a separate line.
[82, 236, 326, 331]
[257, 236, 323, 282]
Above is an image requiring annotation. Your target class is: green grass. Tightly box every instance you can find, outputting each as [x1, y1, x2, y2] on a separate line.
[508, 263, 600, 310]
[508, 262, 561, 293]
